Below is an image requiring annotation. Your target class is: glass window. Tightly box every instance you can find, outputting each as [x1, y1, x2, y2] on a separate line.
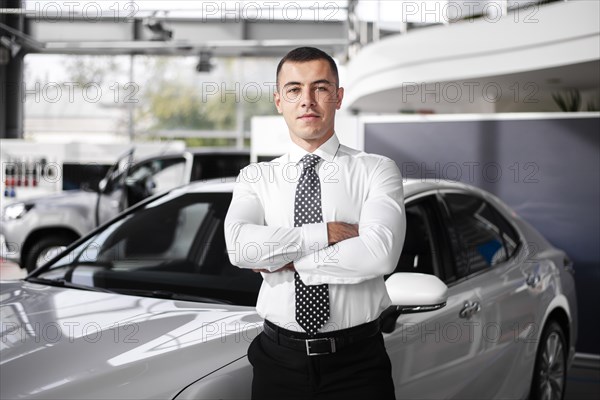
[442, 193, 508, 276]
[24, 54, 280, 146]
[152, 161, 187, 191]
[96, 200, 209, 262]
[191, 154, 250, 181]
[123, 157, 187, 206]
[38, 192, 262, 306]
[489, 206, 520, 260]
[62, 163, 112, 191]
[392, 203, 436, 277]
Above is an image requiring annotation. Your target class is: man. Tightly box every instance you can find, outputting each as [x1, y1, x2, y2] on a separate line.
[224, 47, 405, 400]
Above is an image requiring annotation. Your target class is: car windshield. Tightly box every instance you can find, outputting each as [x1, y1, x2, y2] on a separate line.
[32, 189, 262, 306]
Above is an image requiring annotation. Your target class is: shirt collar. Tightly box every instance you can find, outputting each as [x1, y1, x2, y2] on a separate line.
[288, 134, 340, 164]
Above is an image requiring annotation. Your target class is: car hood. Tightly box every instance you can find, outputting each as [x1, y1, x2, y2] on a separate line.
[0, 280, 261, 399]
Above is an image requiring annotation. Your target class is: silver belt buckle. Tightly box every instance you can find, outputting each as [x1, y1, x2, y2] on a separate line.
[305, 338, 336, 356]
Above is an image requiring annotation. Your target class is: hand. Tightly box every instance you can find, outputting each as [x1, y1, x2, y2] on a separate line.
[253, 262, 295, 274]
[327, 222, 359, 245]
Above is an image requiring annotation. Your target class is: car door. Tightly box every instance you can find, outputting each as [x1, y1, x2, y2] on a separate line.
[438, 191, 536, 399]
[384, 193, 485, 400]
[96, 149, 134, 226]
[123, 156, 189, 207]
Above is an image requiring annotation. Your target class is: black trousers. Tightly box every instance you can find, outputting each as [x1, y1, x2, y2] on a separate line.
[247, 329, 396, 400]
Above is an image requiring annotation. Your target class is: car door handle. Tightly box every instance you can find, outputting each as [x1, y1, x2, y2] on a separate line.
[459, 301, 481, 319]
[526, 273, 540, 288]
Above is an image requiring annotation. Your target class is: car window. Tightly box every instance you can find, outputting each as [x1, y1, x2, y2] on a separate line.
[125, 158, 187, 205]
[152, 161, 187, 191]
[387, 193, 465, 286]
[391, 203, 437, 276]
[488, 205, 520, 260]
[38, 192, 262, 306]
[97, 201, 210, 261]
[441, 193, 509, 276]
[191, 154, 250, 181]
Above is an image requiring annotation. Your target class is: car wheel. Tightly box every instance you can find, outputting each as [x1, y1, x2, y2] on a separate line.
[530, 321, 567, 400]
[24, 235, 74, 273]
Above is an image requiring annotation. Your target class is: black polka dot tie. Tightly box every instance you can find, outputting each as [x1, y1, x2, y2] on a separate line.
[294, 154, 329, 336]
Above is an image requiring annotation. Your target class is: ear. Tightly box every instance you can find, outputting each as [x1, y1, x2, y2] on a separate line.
[336, 87, 344, 110]
[274, 90, 283, 114]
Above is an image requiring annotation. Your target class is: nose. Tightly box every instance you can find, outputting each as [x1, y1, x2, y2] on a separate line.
[300, 87, 316, 108]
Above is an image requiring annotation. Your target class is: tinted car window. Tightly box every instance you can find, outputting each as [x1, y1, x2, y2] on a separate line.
[442, 193, 508, 276]
[488, 205, 520, 259]
[39, 192, 262, 306]
[125, 157, 187, 205]
[392, 203, 436, 276]
[62, 163, 111, 191]
[388, 196, 466, 284]
[191, 154, 250, 181]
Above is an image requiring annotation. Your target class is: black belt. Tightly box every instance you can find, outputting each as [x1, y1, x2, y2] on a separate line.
[262, 319, 381, 356]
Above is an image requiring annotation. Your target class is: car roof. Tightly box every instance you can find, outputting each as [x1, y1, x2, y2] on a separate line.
[132, 149, 250, 164]
[187, 147, 250, 155]
[181, 177, 482, 198]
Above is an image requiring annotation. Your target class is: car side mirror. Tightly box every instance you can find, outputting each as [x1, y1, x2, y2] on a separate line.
[381, 273, 448, 333]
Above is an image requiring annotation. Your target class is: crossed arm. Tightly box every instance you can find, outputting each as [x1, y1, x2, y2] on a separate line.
[252, 222, 358, 273]
[224, 158, 405, 285]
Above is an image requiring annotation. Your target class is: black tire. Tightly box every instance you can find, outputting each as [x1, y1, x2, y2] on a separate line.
[529, 321, 568, 400]
[24, 235, 75, 273]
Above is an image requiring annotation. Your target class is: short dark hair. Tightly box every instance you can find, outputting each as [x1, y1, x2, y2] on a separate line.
[276, 47, 339, 89]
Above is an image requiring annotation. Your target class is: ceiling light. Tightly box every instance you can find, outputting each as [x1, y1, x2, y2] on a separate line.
[196, 51, 214, 73]
[143, 16, 173, 41]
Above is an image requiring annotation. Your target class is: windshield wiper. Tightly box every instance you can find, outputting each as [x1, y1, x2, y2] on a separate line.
[25, 277, 117, 294]
[112, 288, 233, 305]
[30, 260, 114, 277]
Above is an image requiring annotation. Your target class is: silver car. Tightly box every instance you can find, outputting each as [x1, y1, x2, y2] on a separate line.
[0, 178, 577, 400]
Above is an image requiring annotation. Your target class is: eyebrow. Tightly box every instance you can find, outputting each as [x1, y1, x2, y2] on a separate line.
[282, 79, 336, 88]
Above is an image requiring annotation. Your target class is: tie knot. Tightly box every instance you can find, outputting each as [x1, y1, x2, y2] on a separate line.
[301, 154, 321, 170]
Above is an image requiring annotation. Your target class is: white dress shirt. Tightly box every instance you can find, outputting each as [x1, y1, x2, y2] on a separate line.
[224, 134, 406, 332]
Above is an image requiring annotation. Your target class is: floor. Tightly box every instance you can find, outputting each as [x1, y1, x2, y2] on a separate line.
[566, 357, 600, 400]
[1, 259, 599, 399]
[0, 259, 25, 280]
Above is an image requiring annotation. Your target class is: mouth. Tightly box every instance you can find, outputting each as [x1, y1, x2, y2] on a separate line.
[298, 114, 320, 120]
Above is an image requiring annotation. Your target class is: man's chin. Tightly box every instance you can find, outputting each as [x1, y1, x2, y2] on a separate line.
[291, 129, 335, 145]
[295, 131, 325, 141]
